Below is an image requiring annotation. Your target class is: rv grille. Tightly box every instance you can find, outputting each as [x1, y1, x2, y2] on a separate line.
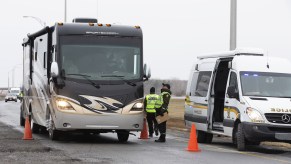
[265, 113, 291, 124]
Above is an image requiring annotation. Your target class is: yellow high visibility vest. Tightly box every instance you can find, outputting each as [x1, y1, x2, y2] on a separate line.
[145, 94, 159, 113]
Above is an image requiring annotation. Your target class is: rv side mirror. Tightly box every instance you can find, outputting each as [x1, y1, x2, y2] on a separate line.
[227, 86, 239, 99]
[50, 62, 59, 78]
[143, 64, 151, 81]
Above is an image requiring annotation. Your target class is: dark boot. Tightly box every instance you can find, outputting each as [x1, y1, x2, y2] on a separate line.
[154, 128, 159, 136]
[155, 134, 166, 142]
[149, 133, 153, 138]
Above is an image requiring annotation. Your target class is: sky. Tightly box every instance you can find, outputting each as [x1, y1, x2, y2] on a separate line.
[1, 0, 291, 87]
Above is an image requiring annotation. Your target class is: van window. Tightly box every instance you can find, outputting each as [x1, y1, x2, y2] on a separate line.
[190, 72, 198, 96]
[229, 72, 238, 89]
[195, 71, 212, 97]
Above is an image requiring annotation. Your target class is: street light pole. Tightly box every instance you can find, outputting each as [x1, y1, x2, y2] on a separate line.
[230, 0, 237, 50]
[23, 16, 46, 27]
[65, 0, 67, 22]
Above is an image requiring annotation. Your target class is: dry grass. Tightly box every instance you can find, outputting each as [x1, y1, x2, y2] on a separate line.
[168, 98, 185, 119]
[167, 98, 186, 130]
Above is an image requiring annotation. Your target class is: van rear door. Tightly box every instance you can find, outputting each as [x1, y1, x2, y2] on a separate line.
[186, 71, 212, 130]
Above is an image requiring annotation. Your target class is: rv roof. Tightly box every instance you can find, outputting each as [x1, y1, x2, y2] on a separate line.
[197, 48, 265, 59]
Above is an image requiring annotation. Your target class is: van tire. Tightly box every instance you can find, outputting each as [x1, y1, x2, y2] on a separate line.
[117, 131, 129, 143]
[236, 123, 246, 151]
[197, 130, 213, 143]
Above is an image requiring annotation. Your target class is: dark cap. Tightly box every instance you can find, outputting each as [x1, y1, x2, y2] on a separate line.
[162, 83, 171, 89]
[150, 87, 155, 93]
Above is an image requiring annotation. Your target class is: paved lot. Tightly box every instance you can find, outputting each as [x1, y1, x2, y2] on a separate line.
[0, 101, 290, 164]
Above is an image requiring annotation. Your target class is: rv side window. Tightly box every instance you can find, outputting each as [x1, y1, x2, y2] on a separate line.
[195, 71, 212, 97]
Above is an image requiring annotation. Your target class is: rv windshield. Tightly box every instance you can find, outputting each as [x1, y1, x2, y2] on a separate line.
[240, 71, 291, 98]
[60, 35, 142, 81]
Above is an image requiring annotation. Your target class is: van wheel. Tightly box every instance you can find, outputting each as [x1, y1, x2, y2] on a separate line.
[48, 115, 60, 140]
[117, 130, 129, 143]
[197, 130, 213, 143]
[236, 123, 246, 151]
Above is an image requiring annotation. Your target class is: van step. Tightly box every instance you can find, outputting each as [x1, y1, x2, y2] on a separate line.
[212, 122, 224, 132]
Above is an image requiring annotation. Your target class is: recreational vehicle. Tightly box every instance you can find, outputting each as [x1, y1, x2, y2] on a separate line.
[185, 48, 291, 151]
[21, 18, 150, 142]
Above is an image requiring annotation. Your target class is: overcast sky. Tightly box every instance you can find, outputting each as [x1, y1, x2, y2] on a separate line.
[1, 0, 291, 87]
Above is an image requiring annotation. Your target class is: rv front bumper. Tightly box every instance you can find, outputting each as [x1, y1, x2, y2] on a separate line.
[53, 112, 144, 131]
[242, 122, 291, 142]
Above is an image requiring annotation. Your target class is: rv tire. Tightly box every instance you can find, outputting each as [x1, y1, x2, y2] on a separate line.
[117, 130, 129, 143]
[20, 106, 25, 126]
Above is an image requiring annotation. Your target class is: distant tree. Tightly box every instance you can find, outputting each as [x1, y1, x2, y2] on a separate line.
[144, 79, 187, 96]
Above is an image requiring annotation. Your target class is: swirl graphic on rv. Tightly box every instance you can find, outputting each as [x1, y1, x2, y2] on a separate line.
[80, 95, 123, 114]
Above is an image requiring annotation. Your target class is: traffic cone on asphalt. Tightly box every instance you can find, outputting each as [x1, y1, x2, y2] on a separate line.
[139, 118, 149, 139]
[22, 116, 33, 140]
[187, 124, 200, 152]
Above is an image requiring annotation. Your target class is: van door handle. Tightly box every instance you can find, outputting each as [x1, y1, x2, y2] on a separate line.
[225, 101, 229, 104]
[205, 99, 208, 102]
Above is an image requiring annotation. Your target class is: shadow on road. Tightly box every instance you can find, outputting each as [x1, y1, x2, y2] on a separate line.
[36, 131, 138, 145]
[209, 137, 291, 156]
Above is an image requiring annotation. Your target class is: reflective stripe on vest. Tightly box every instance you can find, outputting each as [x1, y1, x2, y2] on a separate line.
[155, 92, 171, 109]
[146, 94, 159, 113]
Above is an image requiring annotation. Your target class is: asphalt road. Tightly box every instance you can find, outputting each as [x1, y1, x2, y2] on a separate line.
[0, 101, 290, 164]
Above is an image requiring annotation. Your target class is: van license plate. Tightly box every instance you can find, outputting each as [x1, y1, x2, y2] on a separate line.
[275, 133, 291, 140]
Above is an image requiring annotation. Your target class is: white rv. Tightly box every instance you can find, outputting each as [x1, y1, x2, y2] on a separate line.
[185, 48, 291, 151]
[21, 18, 150, 142]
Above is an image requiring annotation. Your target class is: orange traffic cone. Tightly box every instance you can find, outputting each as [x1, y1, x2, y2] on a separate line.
[139, 118, 149, 139]
[22, 116, 33, 140]
[187, 124, 200, 152]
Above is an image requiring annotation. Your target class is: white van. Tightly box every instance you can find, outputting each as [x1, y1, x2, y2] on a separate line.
[185, 48, 291, 151]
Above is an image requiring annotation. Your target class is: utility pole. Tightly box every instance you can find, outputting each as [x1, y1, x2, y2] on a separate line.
[65, 0, 67, 22]
[230, 0, 237, 50]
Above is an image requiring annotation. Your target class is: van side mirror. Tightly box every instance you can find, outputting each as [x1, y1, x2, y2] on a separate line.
[50, 62, 59, 77]
[143, 64, 151, 81]
[227, 86, 239, 100]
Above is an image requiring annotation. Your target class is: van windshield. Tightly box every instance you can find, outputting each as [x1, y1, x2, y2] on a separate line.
[240, 71, 291, 98]
[60, 35, 142, 81]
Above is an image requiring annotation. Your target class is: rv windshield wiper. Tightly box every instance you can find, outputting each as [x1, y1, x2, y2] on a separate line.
[101, 75, 136, 86]
[66, 74, 100, 89]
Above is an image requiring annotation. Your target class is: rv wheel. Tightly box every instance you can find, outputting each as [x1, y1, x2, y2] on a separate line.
[48, 115, 60, 140]
[236, 123, 246, 151]
[31, 118, 41, 134]
[117, 130, 129, 143]
[20, 107, 25, 126]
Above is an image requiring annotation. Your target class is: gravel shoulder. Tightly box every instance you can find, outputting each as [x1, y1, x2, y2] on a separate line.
[0, 122, 80, 163]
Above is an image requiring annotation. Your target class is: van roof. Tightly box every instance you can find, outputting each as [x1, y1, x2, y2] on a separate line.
[197, 48, 265, 59]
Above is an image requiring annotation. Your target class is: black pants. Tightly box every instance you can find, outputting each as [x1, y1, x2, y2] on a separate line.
[158, 121, 167, 134]
[146, 113, 158, 134]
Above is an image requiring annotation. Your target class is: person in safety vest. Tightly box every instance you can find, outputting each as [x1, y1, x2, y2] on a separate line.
[144, 87, 159, 137]
[155, 83, 171, 143]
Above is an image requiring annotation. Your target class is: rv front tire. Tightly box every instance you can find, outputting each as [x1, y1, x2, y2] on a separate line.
[117, 130, 129, 143]
[20, 106, 25, 126]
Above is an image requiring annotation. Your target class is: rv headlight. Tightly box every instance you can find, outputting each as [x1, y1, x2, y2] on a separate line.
[56, 99, 75, 111]
[246, 107, 264, 123]
[132, 102, 144, 109]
